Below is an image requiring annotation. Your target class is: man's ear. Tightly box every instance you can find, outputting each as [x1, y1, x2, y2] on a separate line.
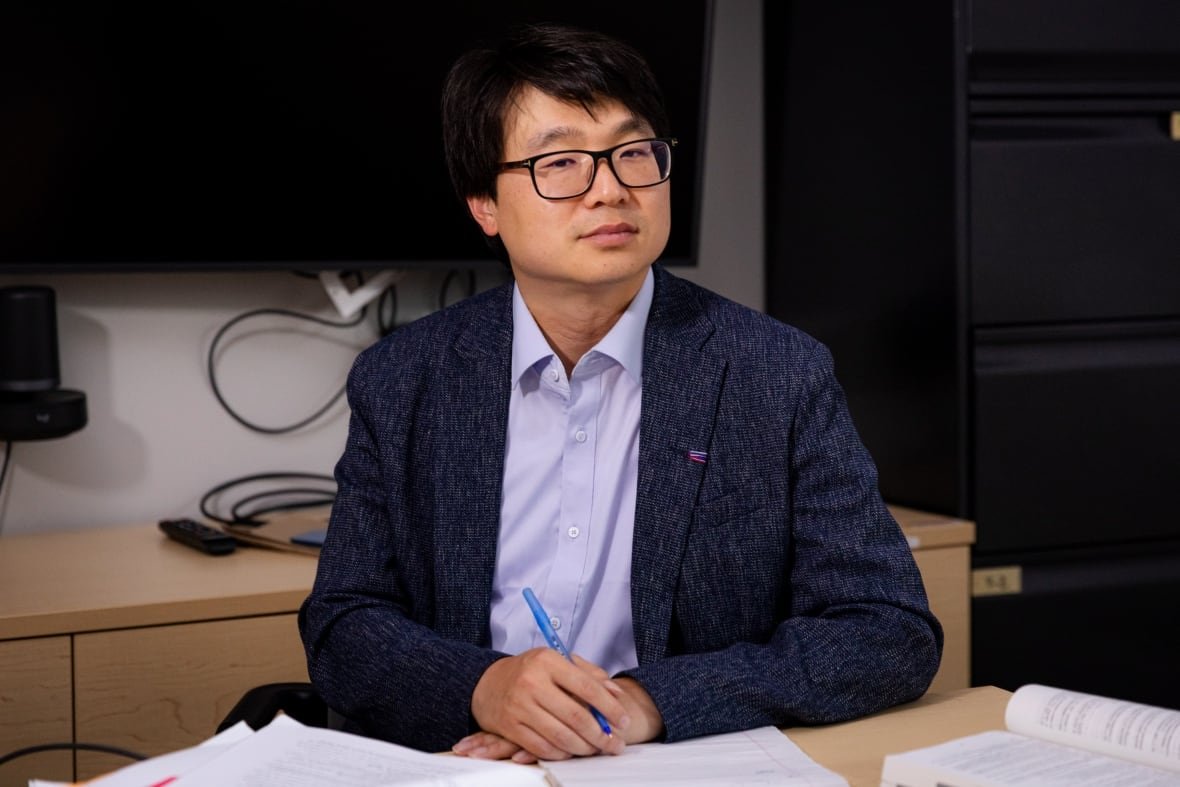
[466, 195, 499, 237]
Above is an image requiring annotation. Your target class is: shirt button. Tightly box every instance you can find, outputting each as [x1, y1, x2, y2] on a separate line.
[574, 429, 587, 443]
[550, 616, 561, 630]
[546, 368, 560, 382]
[567, 526, 580, 539]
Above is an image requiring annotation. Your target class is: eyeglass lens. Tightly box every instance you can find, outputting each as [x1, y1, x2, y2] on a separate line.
[533, 139, 672, 199]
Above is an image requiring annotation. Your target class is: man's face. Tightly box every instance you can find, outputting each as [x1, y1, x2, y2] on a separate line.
[466, 86, 671, 296]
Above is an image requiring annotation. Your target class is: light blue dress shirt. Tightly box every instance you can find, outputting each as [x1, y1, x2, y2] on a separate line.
[488, 269, 653, 676]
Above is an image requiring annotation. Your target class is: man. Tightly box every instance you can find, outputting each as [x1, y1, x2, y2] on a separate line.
[299, 22, 941, 764]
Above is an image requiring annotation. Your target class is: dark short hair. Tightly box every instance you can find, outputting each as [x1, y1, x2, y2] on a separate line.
[441, 22, 671, 205]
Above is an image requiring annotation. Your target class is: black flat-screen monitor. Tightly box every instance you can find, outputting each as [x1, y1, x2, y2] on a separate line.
[0, 1, 712, 272]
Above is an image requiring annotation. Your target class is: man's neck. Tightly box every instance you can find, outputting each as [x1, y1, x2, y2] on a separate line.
[516, 273, 647, 376]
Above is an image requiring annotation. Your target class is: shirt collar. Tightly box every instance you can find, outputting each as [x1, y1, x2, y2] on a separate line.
[510, 267, 654, 387]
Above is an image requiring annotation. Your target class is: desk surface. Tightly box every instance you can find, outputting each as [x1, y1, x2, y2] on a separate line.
[788, 686, 1011, 787]
[0, 505, 970, 642]
[0, 523, 317, 639]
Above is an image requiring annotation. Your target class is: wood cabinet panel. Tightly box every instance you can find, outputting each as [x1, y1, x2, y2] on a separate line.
[892, 505, 974, 693]
[73, 613, 308, 780]
[912, 545, 971, 692]
[0, 636, 73, 787]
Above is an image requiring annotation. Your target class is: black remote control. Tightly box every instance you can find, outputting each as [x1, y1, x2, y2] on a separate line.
[159, 518, 237, 555]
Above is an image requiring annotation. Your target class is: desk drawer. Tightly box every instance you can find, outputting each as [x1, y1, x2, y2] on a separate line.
[73, 613, 308, 780]
[0, 637, 72, 787]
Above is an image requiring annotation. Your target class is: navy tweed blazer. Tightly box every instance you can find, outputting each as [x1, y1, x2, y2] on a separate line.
[299, 265, 942, 752]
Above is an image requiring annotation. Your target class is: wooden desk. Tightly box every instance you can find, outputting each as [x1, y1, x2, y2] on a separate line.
[0, 507, 972, 786]
[0, 524, 317, 786]
[788, 685, 1011, 786]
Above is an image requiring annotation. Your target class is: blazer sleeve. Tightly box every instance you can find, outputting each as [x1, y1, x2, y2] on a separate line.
[297, 357, 504, 753]
[620, 341, 943, 741]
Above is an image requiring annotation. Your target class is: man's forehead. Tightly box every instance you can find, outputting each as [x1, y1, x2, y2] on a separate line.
[502, 88, 649, 151]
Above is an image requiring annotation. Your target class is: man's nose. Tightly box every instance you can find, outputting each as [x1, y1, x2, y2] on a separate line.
[585, 157, 628, 202]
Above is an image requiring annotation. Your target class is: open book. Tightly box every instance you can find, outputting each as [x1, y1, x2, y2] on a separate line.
[68, 715, 845, 787]
[881, 684, 1180, 787]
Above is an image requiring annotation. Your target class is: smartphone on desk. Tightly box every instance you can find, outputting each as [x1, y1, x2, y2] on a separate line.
[290, 528, 328, 547]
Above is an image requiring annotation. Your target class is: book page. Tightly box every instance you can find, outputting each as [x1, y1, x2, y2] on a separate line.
[540, 725, 848, 786]
[168, 716, 547, 787]
[1005, 684, 1180, 773]
[880, 729, 1180, 787]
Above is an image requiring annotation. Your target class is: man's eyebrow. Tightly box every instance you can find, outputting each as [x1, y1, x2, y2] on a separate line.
[525, 126, 581, 152]
[524, 116, 653, 153]
[613, 116, 650, 137]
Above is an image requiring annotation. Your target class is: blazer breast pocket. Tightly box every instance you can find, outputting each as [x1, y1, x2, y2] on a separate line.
[688, 481, 782, 561]
[692, 481, 771, 528]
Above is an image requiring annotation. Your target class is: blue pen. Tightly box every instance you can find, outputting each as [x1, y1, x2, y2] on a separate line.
[522, 587, 613, 736]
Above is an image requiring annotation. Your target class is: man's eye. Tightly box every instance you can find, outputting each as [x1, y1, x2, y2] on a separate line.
[539, 156, 579, 170]
[617, 146, 652, 160]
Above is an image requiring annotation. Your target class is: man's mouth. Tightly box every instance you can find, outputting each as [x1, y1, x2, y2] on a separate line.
[581, 223, 638, 242]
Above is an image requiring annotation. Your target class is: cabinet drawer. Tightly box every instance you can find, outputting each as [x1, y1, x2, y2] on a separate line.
[973, 321, 1180, 551]
[73, 613, 308, 780]
[970, 115, 1180, 325]
[973, 544, 1180, 710]
[970, 0, 1180, 57]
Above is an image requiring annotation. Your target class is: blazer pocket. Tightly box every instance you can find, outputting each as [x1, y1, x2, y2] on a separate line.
[693, 481, 770, 527]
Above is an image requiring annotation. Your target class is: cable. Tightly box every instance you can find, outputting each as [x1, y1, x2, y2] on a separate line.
[200, 472, 336, 526]
[0, 441, 11, 499]
[377, 282, 399, 336]
[207, 269, 405, 431]
[206, 306, 366, 435]
[438, 268, 477, 311]
[0, 742, 146, 768]
[228, 488, 337, 524]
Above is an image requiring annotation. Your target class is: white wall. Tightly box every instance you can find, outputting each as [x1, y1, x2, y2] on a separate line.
[0, 0, 762, 535]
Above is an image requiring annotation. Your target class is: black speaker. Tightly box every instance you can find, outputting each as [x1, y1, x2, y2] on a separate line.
[0, 286, 87, 441]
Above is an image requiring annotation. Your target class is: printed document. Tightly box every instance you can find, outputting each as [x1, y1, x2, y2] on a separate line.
[541, 725, 849, 786]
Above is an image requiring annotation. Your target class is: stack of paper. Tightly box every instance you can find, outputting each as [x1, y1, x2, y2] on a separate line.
[41, 717, 848, 786]
[72, 717, 545, 787]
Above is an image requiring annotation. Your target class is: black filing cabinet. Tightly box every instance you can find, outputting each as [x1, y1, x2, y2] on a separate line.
[766, 0, 1180, 708]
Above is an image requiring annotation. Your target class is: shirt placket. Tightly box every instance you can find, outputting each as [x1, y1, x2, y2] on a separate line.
[546, 357, 601, 648]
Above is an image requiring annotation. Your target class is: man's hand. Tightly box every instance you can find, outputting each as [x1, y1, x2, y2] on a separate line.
[455, 656, 666, 762]
[460, 648, 629, 761]
[612, 676, 665, 744]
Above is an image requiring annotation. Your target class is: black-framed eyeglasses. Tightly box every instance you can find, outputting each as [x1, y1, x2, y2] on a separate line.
[499, 137, 677, 200]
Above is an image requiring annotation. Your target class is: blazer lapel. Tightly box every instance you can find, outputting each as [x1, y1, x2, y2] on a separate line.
[431, 286, 514, 646]
[632, 269, 727, 664]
